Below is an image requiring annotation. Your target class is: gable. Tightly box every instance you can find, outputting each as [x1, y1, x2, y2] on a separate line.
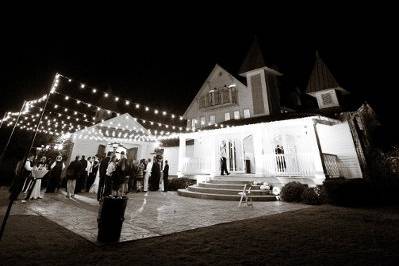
[73, 113, 148, 136]
[183, 64, 247, 118]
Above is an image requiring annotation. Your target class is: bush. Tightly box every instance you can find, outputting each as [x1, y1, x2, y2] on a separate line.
[168, 177, 196, 191]
[301, 187, 321, 205]
[323, 178, 374, 206]
[281, 182, 307, 202]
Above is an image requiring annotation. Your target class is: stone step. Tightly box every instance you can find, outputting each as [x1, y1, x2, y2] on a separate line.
[188, 186, 271, 195]
[198, 183, 261, 190]
[177, 189, 277, 201]
[208, 179, 254, 185]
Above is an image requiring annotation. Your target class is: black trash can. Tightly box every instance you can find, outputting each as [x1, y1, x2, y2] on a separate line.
[97, 196, 128, 243]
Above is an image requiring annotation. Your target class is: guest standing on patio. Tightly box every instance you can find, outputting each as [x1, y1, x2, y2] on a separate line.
[128, 160, 138, 192]
[46, 155, 65, 193]
[115, 151, 130, 195]
[105, 155, 117, 197]
[29, 156, 48, 200]
[144, 158, 152, 192]
[163, 160, 169, 192]
[136, 159, 145, 192]
[149, 157, 161, 191]
[66, 156, 82, 199]
[77, 155, 88, 194]
[98, 152, 111, 201]
[21, 155, 35, 194]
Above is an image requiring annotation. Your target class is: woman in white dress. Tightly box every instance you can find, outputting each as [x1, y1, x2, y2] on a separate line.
[30, 157, 48, 200]
[144, 158, 152, 192]
[89, 166, 100, 194]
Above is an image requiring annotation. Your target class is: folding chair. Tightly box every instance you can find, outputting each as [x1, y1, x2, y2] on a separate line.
[238, 184, 253, 207]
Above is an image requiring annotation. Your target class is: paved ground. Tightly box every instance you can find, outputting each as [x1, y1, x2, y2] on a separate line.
[2, 188, 309, 243]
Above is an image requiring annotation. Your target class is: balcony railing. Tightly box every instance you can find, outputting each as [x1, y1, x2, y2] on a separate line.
[199, 87, 238, 109]
[322, 153, 340, 178]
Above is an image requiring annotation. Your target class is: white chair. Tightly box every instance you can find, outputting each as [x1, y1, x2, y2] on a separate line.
[238, 184, 253, 207]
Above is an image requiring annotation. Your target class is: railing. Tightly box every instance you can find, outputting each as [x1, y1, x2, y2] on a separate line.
[264, 153, 316, 177]
[199, 88, 238, 109]
[323, 153, 340, 178]
[183, 157, 212, 175]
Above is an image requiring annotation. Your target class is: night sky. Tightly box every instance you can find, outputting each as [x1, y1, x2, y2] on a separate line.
[1, 6, 397, 147]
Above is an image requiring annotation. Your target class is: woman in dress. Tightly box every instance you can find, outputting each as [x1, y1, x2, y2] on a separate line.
[46, 155, 65, 193]
[136, 159, 145, 192]
[89, 156, 100, 194]
[30, 157, 48, 200]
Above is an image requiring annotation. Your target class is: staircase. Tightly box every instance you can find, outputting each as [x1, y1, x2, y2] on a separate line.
[177, 177, 277, 201]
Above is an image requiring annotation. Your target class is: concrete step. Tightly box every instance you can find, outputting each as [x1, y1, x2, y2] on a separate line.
[188, 186, 271, 195]
[208, 179, 254, 185]
[177, 189, 277, 201]
[198, 183, 261, 190]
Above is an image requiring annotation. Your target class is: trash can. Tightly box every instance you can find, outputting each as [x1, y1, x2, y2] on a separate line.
[245, 160, 251, 174]
[97, 196, 128, 243]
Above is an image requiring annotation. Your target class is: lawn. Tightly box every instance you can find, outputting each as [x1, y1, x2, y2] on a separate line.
[1, 204, 399, 265]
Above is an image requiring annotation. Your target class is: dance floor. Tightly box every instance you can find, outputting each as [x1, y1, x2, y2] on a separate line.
[10, 190, 309, 244]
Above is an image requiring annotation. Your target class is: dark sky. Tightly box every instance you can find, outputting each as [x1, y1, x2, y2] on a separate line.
[1, 6, 397, 146]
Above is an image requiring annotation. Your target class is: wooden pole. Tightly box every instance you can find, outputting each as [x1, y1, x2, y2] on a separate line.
[0, 74, 57, 241]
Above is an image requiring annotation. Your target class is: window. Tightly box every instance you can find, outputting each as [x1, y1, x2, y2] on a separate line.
[224, 112, 231, 121]
[191, 119, 197, 129]
[209, 115, 215, 125]
[234, 110, 240, 120]
[321, 92, 333, 105]
[243, 109, 250, 118]
[200, 116, 206, 126]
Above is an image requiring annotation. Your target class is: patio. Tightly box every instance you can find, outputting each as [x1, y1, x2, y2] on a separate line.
[9, 190, 309, 243]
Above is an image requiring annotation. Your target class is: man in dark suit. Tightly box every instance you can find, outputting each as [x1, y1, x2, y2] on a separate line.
[220, 156, 230, 176]
[97, 152, 111, 201]
[76, 155, 88, 194]
[162, 160, 169, 192]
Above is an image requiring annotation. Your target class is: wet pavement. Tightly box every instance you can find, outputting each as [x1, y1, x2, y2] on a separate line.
[4, 189, 309, 243]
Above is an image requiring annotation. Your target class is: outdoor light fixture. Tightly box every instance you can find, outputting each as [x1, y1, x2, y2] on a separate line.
[92, 88, 97, 93]
[81, 84, 85, 88]
[104, 93, 109, 97]
[115, 97, 119, 102]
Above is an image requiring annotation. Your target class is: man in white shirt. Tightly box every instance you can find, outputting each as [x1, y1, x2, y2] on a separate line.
[144, 158, 153, 192]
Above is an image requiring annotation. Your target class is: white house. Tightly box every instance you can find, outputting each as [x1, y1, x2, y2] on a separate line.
[161, 39, 366, 189]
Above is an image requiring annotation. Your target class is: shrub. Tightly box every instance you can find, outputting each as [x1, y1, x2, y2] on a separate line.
[323, 178, 374, 206]
[168, 177, 196, 191]
[301, 187, 321, 205]
[280, 182, 307, 202]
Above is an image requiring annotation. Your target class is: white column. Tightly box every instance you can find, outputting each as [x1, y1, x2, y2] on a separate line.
[177, 135, 186, 178]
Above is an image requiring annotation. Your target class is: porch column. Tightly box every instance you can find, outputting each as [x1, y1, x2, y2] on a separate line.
[177, 135, 186, 178]
[310, 120, 326, 183]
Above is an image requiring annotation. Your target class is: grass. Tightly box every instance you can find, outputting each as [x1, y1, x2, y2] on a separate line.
[1, 204, 399, 265]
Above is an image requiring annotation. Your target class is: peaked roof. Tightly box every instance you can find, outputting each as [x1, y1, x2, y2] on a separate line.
[239, 37, 267, 74]
[306, 51, 341, 94]
[183, 64, 247, 118]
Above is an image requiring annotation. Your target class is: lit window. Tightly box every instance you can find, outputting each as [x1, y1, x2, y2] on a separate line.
[209, 115, 215, 125]
[321, 92, 333, 105]
[224, 112, 231, 121]
[244, 109, 250, 118]
[234, 110, 240, 120]
[200, 116, 206, 126]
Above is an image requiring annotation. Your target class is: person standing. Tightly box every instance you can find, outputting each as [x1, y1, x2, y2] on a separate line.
[220, 156, 230, 176]
[66, 156, 82, 198]
[163, 160, 169, 192]
[21, 155, 35, 194]
[30, 156, 48, 199]
[135, 159, 145, 192]
[76, 155, 88, 194]
[46, 155, 65, 193]
[115, 151, 130, 195]
[85, 156, 94, 192]
[149, 157, 161, 191]
[105, 155, 117, 197]
[128, 160, 138, 192]
[88, 156, 100, 193]
[98, 152, 111, 201]
[144, 158, 152, 192]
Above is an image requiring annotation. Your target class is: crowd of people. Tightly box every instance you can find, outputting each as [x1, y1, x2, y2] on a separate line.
[10, 151, 170, 202]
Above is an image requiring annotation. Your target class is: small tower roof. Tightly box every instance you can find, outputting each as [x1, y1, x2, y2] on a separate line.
[306, 51, 344, 94]
[239, 37, 267, 75]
